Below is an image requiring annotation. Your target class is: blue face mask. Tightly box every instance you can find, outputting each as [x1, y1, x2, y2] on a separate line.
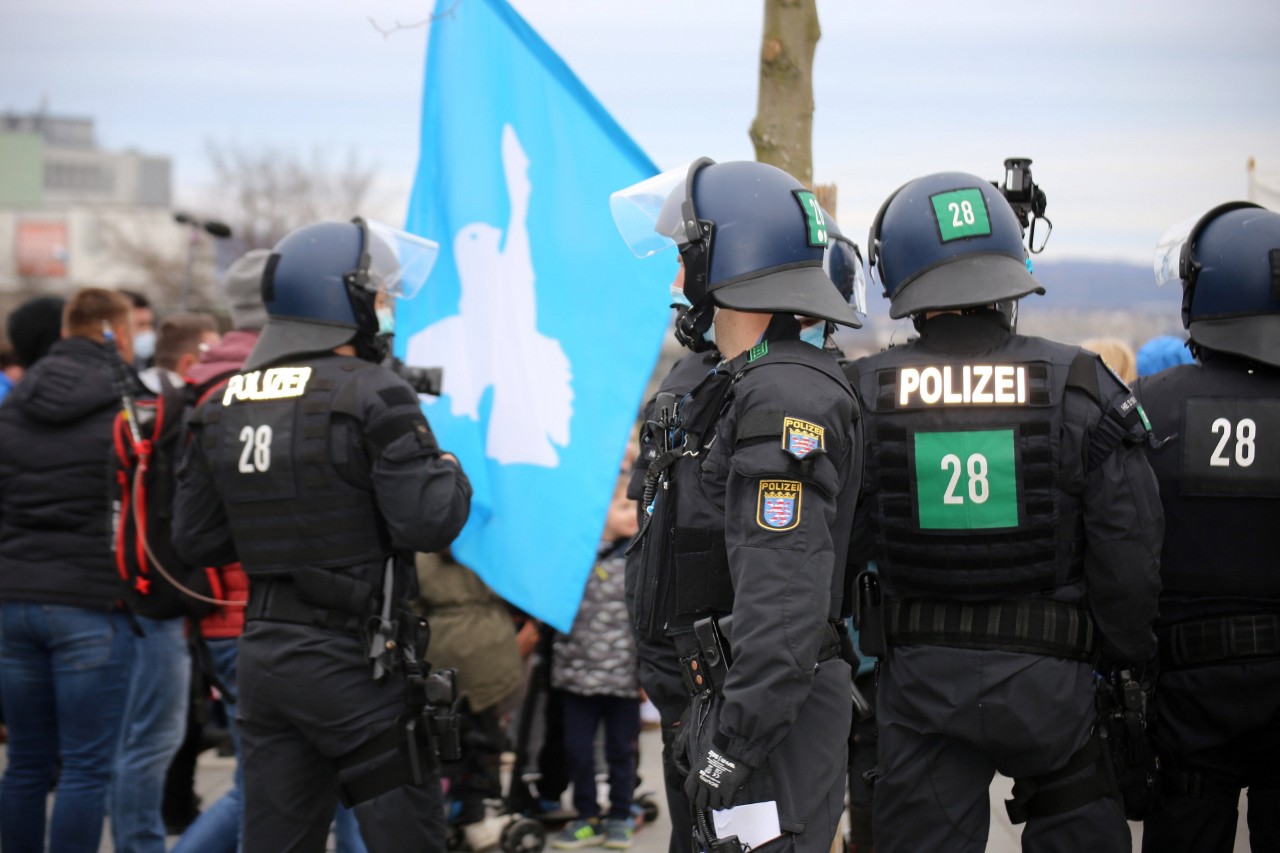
[799, 322, 826, 349]
[702, 318, 717, 347]
[133, 330, 156, 361]
[376, 307, 395, 337]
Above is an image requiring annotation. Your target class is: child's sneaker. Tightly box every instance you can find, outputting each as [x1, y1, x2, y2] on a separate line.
[551, 819, 603, 849]
[602, 818, 634, 850]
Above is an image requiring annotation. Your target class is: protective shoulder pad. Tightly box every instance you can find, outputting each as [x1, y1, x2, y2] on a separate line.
[1069, 350, 1149, 471]
[344, 364, 436, 455]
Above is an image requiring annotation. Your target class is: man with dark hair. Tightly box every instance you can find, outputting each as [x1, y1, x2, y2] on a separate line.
[6, 294, 66, 369]
[119, 289, 157, 368]
[0, 287, 139, 852]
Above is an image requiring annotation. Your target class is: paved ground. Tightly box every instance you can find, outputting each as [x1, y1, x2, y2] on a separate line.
[0, 724, 1251, 851]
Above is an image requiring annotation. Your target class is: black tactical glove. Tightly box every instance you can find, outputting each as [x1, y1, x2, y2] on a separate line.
[684, 747, 752, 812]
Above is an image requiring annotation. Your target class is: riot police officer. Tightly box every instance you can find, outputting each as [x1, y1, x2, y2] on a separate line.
[1135, 203, 1280, 853]
[847, 172, 1163, 852]
[612, 159, 863, 853]
[173, 218, 472, 853]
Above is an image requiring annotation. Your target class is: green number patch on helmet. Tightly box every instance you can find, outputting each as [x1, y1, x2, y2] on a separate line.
[931, 189, 992, 242]
[793, 190, 829, 248]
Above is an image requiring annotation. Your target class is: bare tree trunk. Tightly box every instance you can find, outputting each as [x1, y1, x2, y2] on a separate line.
[749, 0, 820, 185]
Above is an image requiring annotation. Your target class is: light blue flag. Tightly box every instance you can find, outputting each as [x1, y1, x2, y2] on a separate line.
[400, 0, 671, 632]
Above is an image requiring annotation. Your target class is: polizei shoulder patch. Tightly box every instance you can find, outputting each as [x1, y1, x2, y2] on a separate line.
[782, 417, 825, 459]
[757, 479, 802, 531]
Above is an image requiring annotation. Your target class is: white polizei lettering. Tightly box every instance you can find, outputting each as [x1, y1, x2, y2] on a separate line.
[900, 368, 921, 407]
[994, 366, 1016, 403]
[942, 366, 963, 404]
[919, 367, 943, 404]
[971, 365, 993, 403]
[223, 367, 313, 405]
[897, 363, 1030, 406]
[222, 374, 244, 406]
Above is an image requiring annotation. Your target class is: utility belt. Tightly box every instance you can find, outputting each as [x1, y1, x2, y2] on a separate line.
[861, 586, 1097, 663]
[1158, 613, 1280, 670]
[245, 569, 378, 635]
[673, 615, 843, 697]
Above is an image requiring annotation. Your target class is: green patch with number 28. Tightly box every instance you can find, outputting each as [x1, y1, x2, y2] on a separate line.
[931, 188, 992, 242]
[914, 429, 1018, 529]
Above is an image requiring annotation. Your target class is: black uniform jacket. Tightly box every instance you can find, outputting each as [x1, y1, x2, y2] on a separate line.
[173, 353, 471, 573]
[688, 339, 860, 769]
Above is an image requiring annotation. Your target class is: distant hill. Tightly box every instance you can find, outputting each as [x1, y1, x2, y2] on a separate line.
[848, 258, 1186, 352]
[1029, 258, 1169, 312]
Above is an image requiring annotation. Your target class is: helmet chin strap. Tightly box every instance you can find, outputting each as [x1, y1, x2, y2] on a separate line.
[674, 302, 716, 353]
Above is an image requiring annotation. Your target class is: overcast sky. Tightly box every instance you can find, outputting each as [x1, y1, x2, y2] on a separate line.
[3, 0, 1278, 264]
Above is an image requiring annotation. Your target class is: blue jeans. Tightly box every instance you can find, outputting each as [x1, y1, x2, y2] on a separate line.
[0, 603, 135, 853]
[169, 637, 368, 853]
[111, 615, 191, 853]
[172, 637, 242, 853]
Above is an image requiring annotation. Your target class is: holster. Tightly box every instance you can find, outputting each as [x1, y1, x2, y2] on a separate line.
[677, 615, 734, 696]
[854, 571, 885, 657]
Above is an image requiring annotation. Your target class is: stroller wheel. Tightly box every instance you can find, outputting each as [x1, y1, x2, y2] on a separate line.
[501, 818, 546, 853]
[637, 793, 660, 823]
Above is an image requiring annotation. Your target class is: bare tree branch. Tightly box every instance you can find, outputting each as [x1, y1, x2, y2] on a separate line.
[366, 0, 460, 39]
[203, 141, 380, 250]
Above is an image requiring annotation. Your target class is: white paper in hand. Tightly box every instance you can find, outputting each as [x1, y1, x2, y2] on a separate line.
[712, 800, 781, 848]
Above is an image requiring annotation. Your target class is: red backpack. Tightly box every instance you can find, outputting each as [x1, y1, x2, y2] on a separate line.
[110, 379, 218, 620]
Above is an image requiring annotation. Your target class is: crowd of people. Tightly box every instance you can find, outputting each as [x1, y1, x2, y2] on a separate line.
[0, 162, 1275, 853]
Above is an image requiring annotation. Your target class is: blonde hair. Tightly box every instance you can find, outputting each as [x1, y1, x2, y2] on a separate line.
[1080, 338, 1137, 384]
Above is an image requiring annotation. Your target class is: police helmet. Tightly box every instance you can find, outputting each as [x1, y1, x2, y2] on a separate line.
[868, 172, 1044, 319]
[611, 159, 862, 328]
[246, 218, 439, 370]
[823, 210, 867, 322]
[1154, 202, 1280, 367]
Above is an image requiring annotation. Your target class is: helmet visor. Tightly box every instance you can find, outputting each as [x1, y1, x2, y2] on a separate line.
[609, 163, 699, 259]
[824, 235, 868, 321]
[364, 220, 440, 300]
[1153, 215, 1197, 288]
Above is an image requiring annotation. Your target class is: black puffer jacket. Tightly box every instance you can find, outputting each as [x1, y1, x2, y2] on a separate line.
[0, 337, 132, 609]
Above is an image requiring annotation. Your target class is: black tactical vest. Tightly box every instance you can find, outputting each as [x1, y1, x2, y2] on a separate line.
[195, 356, 389, 579]
[631, 341, 856, 638]
[1137, 358, 1280, 599]
[854, 335, 1087, 599]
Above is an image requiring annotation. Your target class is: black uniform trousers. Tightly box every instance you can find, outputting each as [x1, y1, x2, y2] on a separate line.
[874, 645, 1129, 853]
[237, 620, 446, 853]
[1141, 658, 1280, 853]
[636, 634, 694, 853]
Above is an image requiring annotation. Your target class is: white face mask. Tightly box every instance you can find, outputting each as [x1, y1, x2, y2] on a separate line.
[133, 330, 156, 361]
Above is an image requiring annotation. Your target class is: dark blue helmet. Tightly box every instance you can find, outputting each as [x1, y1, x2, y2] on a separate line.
[1155, 202, 1280, 367]
[612, 159, 861, 329]
[868, 171, 1044, 319]
[247, 218, 439, 370]
[822, 210, 867, 321]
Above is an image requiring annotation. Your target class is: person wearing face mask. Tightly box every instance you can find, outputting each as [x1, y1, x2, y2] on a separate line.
[171, 218, 472, 853]
[119, 289, 158, 369]
[611, 159, 865, 853]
